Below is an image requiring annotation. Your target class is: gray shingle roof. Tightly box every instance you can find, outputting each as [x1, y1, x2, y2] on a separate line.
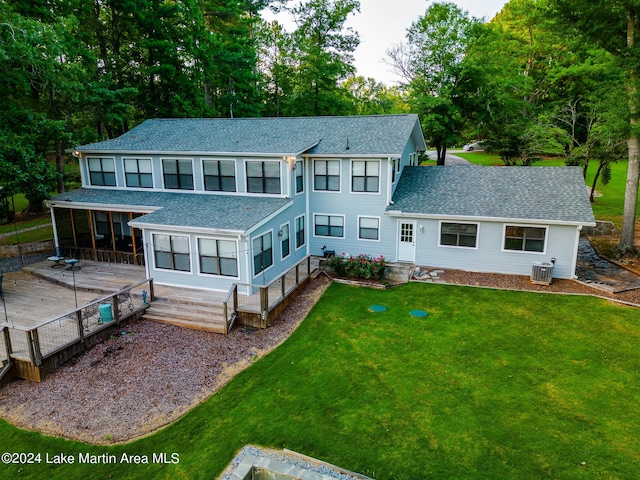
[75, 115, 426, 156]
[387, 166, 596, 224]
[49, 189, 290, 232]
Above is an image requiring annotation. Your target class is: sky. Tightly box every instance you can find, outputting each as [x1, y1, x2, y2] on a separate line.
[263, 0, 509, 85]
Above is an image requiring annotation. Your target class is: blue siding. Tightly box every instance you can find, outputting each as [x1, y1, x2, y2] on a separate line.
[410, 219, 579, 279]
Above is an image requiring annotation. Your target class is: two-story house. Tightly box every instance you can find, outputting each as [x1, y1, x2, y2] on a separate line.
[48, 114, 595, 291]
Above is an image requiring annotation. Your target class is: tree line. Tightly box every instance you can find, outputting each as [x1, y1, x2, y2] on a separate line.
[1, 0, 638, 253]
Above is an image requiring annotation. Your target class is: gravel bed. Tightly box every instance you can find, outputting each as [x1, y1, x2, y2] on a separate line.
[432, 269, 640, 306]
[0, 275, 331, 444]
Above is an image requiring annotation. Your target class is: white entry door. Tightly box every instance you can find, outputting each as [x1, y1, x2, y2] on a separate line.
[397, 221, 416, 262]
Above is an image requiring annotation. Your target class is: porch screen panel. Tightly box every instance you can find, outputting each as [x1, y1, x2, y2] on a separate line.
[72, 209, 91, 247]
[53, 208, 74, 247]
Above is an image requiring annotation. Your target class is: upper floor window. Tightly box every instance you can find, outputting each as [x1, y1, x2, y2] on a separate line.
[198, 238, 238, 277]
[153, 234, 190, 272]
[88, 157, 116, 186]
[246, 161, 281, 194]
[124, 158, 153, 188]
[314, 160, 340, 191]
[203, 160, 236, 192]
[391, 158, 397, 184]
[296, 161, 304, 193]
[352, 160, 379, 193]
[295, 215, 305, 249]
[314, 214, 344, 238]
[504, 226, 546, 252]
[280, 223, 290, 259]
[162, 159, 194, 190]
[253, 231, 273, 274]
[440, 222, 478, 248]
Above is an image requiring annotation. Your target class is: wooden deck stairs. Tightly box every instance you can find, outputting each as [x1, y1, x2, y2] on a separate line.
[144, 285, 227, 333]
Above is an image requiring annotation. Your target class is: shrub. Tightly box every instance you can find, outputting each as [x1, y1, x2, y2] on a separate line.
[325, 253, 386, 281]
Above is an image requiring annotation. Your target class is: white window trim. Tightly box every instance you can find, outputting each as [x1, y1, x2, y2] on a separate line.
[349, 159, 381, 195]
[501, 224, 549, 255]
[312, 159, 342, 193]
[244, 159, 283, 196]
[294, 214, 306, 251]
[123, 156, 154, 189]
[195, 236, 240, 279]
[160, 157, 195, 191]
[86, 156, 117, 188]
[151, 232, 193, 275]
[437, 221, 480, 250]
[200, 157, 238, 193]
[357, 215, 381, 242]
[279, 222, 291, 260]
[295, 160, 305, 195]
[252, 229, 275, 278]
[313, 213, 346, 239]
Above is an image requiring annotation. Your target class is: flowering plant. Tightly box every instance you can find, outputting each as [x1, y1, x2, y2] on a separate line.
[325, 253, 386, 281]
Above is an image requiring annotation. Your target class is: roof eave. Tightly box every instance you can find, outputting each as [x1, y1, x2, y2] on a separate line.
[385, 211, 596, 227]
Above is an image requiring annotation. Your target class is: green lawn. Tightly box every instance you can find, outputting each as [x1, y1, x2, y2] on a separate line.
[1, 282, 640, 479]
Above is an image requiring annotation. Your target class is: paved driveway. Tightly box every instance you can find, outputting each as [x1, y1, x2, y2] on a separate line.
[425, 150, 475, 166]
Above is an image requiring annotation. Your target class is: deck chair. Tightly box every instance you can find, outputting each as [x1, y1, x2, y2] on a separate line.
[48, 246, 65, 267]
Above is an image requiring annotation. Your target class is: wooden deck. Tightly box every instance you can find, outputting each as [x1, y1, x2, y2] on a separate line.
[21, 260, 229, 333]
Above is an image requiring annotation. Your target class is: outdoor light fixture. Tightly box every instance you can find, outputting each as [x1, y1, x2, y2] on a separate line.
[71, 150, 81, 158]
[285, 155, 297, 169]
[278, 229, 284, 238]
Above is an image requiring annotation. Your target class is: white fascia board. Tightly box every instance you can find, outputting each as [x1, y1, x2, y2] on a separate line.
[385, 211, 596, 227]
[74, 141, 321, 159]
[127, 221, 244, 236]
[47, 199, 159, 213]
[302, 153, 399, 159]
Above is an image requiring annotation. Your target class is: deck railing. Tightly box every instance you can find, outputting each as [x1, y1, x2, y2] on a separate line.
[223, 256, 313, 330]
[72, 247, 145, 266]
[3, 278, 153, 367]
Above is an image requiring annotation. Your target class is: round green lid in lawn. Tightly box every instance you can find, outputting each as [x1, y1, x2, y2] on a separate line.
[369, 304, 387, 312]
[409, 309, 428, 318]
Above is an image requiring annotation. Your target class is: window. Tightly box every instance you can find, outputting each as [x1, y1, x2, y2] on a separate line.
[295, 215, 305, 249]
[153, 234, 190, 272]
[88, 157, 116, 186]
[391, 158, 397, 183]
[504, 226, 546, 252]
[203, 160, 236, 192]
[352, 161, 379, 192]
[162, 159, 194, 190]
[314, 160, 340, 191]
[440, 222, 478, 248]
[246, 161, 281, 194]
[296, 161, 304, 193]
[359, 217, 380, 241]
[280, 224, 290, 258]
[315, 215, 344, 238]
[124, 158, 153, 188]
[253, 232, 273, 274]
[198, 238, 238, 276]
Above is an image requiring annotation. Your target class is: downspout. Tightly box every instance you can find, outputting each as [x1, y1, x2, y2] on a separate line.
[571, 225, 582, 279]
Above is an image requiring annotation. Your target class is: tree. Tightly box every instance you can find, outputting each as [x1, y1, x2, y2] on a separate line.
[287, 0, 360, 116]
[343, 76, 409, 115]
[389, 2, 482, 165]
[552, 0, 640, 254]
